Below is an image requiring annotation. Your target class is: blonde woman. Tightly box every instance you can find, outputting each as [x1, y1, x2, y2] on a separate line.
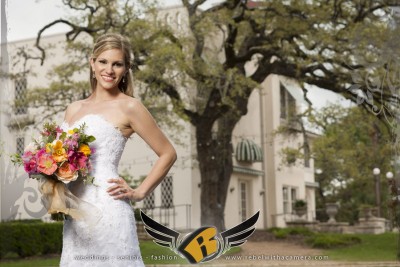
[60, 33, 177, 267]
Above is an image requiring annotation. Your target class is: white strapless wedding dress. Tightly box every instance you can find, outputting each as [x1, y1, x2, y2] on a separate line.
[59, 114, 144, 267]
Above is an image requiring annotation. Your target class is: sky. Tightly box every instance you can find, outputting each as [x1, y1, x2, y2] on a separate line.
[3, 0, 220, 42]
[1, 0, 349, 109]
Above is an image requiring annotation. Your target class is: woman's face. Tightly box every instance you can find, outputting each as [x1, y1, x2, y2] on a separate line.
[90, 48, 127, 91]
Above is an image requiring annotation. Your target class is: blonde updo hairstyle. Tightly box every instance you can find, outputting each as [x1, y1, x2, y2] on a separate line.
[90, 33, 134, 97]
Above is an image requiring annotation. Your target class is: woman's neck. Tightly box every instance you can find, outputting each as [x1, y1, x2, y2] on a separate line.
[89, 89, 123, 103]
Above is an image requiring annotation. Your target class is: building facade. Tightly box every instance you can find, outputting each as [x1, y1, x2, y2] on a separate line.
[0, 5, 318, 229]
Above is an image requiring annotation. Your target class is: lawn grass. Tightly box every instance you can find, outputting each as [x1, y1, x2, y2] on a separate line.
[0, 256, 60, 267]
[0, 240, 240, 266]
[324, 232, 399, 261]
[140, 240, 187, 264]
[2, 233, 396, 266]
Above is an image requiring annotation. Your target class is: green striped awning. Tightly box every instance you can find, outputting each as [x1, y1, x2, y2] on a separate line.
[233, 166, 264, 176]
[235, 139, 263, 162]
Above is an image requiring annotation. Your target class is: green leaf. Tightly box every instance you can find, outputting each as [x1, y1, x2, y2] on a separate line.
[60, 132, 67, 140]
[83, 175, 95, 185]
[87, 136, 96, 143]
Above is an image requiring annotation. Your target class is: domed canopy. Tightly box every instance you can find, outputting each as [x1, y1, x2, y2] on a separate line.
[235, 139, 263, 162]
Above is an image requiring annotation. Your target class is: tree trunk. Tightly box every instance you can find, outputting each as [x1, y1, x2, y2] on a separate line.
[196, 111, 242, 231]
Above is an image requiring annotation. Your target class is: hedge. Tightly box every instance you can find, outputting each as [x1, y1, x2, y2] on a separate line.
[267, 227, 362, 249]
[0, 221, 63, 258]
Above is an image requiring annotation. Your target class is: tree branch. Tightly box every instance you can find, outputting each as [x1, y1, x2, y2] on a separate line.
[35, 19, 100, 65]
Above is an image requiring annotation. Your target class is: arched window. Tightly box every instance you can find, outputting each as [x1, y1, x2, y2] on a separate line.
[15, 76, 27, 115]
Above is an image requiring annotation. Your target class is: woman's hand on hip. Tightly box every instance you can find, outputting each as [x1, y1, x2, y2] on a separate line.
[107, 178, 146, 201]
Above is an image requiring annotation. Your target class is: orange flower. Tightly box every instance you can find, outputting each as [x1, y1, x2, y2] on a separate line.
[55, 162, 78, 184]
[78, 144, 91, 156]
[52, 140, 67, 162]
[37, 154, 57, 175]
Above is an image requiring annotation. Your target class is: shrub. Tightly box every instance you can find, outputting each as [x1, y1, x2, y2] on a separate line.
[0, 221, 63, 258]
[306, 233, 361, 249]
[268, 227, 314, 239]
[40, 223, 63, 254]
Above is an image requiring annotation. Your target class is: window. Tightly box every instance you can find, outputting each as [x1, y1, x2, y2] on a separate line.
[239, 181, 249, 222]
[280, 83, 296, 120]
[16, 137, 25, 155]
[15, 77, 27, 115]
[161, 175, 173, 208]
[143, 191, 155, 209]
[291, 188, 297, 210]
[283, 187, 289, 214]
[282, 186, 297, 214]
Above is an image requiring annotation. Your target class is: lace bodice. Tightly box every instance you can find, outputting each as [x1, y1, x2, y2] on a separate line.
[59, 114, 144, 267]
[60, 114, 128, 187]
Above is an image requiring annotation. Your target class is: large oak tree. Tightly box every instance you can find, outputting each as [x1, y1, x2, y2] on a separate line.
[18, 0, 400, 229]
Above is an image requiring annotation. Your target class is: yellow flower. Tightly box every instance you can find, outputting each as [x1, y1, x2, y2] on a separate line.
[52, 140, 67, 162]
[67, 129, 75, 135]
[45, 143, 53, 153]
[78, 144, 91, 156]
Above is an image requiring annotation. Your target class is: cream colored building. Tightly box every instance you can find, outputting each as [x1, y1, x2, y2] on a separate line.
[0, 5, 318, 229]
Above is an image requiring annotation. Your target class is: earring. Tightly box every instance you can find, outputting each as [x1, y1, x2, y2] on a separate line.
[122, 76, 126, 83]
[93, 71, 96, 79]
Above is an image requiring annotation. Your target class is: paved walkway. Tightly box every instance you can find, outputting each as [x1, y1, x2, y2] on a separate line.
[150, 239, 400, 267]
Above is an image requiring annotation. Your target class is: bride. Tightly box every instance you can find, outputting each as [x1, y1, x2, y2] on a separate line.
[59, 33, 177, 266]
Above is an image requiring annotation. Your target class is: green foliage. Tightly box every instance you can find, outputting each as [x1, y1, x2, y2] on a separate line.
[0, 221, 63, 259]
[294, 199, 307, 208]
[309, 105, 393, 223]
[9, 153, 22, 166]
[324, 233, 398, 261]
[268, 227, 361, 249]
[280, 147, 304, 166]
[19, 0, 398, 229]
[305, 233, 361, 249]
[268, 227, 314, 239]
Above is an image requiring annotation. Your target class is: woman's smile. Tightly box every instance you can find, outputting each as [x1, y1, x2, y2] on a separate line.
[101, 75, 115, 82]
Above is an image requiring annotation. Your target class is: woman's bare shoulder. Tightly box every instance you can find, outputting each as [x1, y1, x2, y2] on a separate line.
[121, 97, 143, 109]
[120, 97, 146, 114]
[65, 100, 85, 119]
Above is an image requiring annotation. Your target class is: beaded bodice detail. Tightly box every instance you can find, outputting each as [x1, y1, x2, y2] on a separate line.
[60, 114, 128, 188]
[59, 114, 144, 267]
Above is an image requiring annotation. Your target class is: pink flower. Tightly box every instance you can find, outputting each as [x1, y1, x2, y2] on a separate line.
[64, 138, 78, 149]
[35, 148, 46, 160]
[24, 158, 37, 174]
[37, 154, 57, 175]
[42, 130, 50, 136]
[55, 127, 64, 139]
[22, 151, 37, 174]
[68, 150, 88, 171]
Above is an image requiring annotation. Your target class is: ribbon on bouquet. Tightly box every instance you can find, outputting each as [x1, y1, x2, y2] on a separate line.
[38, 177, 102, 226]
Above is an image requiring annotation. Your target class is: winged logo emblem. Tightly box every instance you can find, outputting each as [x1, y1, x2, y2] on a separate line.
[140, 210, 260, 264]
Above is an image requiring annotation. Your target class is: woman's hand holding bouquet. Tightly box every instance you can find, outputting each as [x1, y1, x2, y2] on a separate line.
[12, 122, 98, 221]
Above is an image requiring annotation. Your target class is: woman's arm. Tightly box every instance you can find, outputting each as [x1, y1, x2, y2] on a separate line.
[108, 98, 177, 201]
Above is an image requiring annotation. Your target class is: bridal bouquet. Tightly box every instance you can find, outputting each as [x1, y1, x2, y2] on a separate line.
[12, 122, 98, 221]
